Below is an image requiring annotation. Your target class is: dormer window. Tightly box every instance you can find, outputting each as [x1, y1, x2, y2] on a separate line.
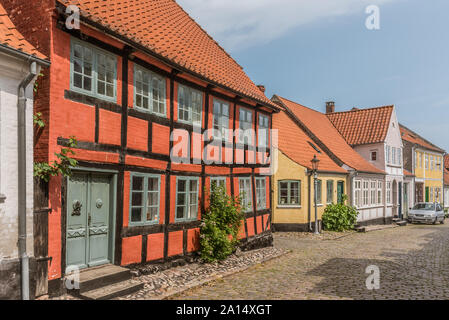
[371, 151, 377, 161]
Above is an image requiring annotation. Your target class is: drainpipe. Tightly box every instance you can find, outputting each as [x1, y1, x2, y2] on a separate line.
[307, 170, 312, 231]
[18, 61, 38, 300]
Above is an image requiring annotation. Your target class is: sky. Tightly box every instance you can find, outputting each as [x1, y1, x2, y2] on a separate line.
[178, 0, 449, 152]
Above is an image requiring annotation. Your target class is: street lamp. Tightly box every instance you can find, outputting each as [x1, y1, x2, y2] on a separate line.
[311, 155, 320, 235]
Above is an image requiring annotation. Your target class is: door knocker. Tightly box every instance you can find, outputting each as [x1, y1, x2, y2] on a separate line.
[96, 199, 103, 209]
[72, 200, 82, 216]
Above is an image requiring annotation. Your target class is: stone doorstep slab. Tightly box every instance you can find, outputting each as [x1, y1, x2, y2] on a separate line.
[115, 249, 290, 300]
[355, 224, 399, 233]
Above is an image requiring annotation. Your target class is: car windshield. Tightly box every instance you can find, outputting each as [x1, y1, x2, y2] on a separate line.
[413, 203, 435, 211]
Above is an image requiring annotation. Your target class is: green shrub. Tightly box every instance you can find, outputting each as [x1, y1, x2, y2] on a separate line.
[200, 185, 244, 263]
[322, 196, 359, 232]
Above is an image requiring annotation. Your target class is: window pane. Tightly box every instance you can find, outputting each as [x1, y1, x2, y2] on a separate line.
[146, 207, 157, 222]
[147, 192, 158, 207]
[132, 192, 143, 206]
[131, 208, 142, 222]
[106, 84, 114, 97]
[177, 192, 186, 207]
[176, 206, 184, 219]
[178, 179, 186, 192]
[74, 73, 82, 88]
[98, 81, 105, 95]
[74, 60, 82, 73]
[132, 176, 144, 191]
[84, 77, 92, 91]
[148, 177, 158, 191]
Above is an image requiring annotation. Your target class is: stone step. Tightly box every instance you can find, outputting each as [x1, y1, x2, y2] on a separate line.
[355, 224, 398, 233]
[77, 264, 132, 293]
[78, 280, 144, 300]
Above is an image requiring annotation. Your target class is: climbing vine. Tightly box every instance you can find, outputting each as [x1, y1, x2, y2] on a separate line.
[33, 112, 78, 182]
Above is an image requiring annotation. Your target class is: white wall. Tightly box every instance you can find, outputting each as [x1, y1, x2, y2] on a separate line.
[444, 187, 449, 209]
[0, 51, 36, 260]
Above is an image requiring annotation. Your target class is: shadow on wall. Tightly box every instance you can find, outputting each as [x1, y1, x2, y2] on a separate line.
[306, 227, 449, 300]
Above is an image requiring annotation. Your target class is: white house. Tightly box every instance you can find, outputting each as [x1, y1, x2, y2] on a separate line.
[0, 4, 49, 300]
[444, 155, 449, 211]
[327, 104, 407, 222]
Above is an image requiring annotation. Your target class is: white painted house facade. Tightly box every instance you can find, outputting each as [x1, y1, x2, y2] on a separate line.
[0, 4, 49, 299]
[327, 105, 406, 223]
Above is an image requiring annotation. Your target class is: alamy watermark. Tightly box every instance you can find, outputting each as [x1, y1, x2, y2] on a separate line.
[65, 265, 80, 290]
[66, 5, 80, 30]
[365, 265, 380, 290]
[365, 5, 380, 30]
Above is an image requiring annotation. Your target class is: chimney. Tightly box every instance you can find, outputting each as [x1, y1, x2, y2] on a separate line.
[257, 85, 266, 94]
[326, 101, 335, 114]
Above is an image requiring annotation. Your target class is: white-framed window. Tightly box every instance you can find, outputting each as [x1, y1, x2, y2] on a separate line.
[210, 176, 226, 191]
[386, 181, 392, 204]
[175, 177, 199, 221]
[430, 156, 434, 171]
[239, 108, 253, 145]
[354, 180, 362, 208]
[178, 85, 202, 126]
[71, 39, 117, 101]
[371, 181, 377, 205]
[212, 99, 230, 140]
[392, 147, 396, 165]
[398, 148, 402, 166]
[425, 154, 429, 169]
[134, 64, 166, 116]
[386, 146, 391, 164]
[278, 180, 301, 206]
[363, 181, 369, 207]
[316, 180, 323, 205]
[326, 180, 334, 204]
[377, 181, 383, 205]
[130, 173, 161, 225]
[239, 177, 252, 212]
[436, 157, 442, 171]
[258, 114, 269, 148]
[255, 177, 267, 210]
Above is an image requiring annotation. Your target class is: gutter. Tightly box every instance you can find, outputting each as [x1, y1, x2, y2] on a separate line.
[0, 43, 50, 68]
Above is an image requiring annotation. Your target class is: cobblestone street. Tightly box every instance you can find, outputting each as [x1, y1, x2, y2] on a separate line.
[171, 223, 449, 300]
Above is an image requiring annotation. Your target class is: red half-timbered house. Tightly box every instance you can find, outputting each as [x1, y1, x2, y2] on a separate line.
[1, 0, 278, 296]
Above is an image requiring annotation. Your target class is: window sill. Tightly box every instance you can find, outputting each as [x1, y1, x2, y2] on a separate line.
[174, 218, 198, 223]
[128, 220, 160, 227]
[277, 205, 302, 209]
[133, 106, 167, 118]
[70, 87, 117, 104]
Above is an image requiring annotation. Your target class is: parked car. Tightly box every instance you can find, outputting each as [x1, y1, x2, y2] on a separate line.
[408, 203, 445, 225]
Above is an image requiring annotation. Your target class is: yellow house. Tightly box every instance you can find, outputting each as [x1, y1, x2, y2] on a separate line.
[271, 96, 387, 231]
[400, 124, 446, 204]
[271, 106, 348, 231]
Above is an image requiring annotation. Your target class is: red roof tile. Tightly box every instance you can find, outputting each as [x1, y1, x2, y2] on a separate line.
[404, 169, 415, 177]
[272, 107, 347, 173]
[0, 4, 46, 60]
[400, 124, 445, 153]
[273, 96, 385, 175]
[57, 0, 277, 110]
[326, 106, 393, 146]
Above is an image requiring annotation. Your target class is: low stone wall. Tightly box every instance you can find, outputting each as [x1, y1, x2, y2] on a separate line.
[356, 217, 393, 228]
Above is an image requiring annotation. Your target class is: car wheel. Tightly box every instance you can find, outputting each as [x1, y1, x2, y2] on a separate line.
[433, 218, 437, 225]
[441, 218, 445, 225]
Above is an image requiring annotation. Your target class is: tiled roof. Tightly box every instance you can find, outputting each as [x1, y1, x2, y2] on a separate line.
[399, 124, 445, 153]
[0, 4, 47, 60]
[57, 0, 277, 110]
[273, 96, 385, 175]
[404, 169, 415, 177]
[272, 107, 347, 173]
[327, 106, 394, 146]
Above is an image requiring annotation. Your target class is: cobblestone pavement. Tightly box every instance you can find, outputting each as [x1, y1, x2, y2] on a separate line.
[170, 223, 449, 300]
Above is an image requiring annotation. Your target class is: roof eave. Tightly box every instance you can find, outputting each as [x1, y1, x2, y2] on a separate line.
[0, 43, 50, 67]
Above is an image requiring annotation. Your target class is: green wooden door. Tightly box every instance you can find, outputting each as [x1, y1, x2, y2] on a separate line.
[67, 172, 113, 269]
[337, 181, 344, 204]
[425, 187, 430, 202]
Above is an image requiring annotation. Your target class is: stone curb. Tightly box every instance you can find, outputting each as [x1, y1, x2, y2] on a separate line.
[144, 249, 291, 300]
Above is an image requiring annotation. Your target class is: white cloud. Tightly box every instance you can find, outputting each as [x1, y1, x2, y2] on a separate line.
[177, 0, 394, 51]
